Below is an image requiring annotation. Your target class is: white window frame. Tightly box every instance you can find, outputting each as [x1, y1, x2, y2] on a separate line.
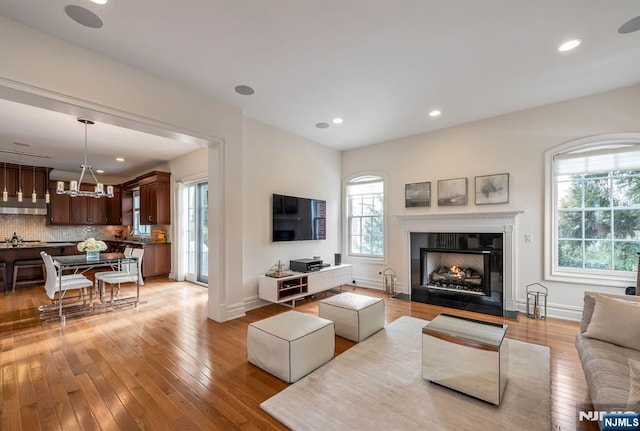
[544, 133, 640, 287]
[344, 174, 386, 261]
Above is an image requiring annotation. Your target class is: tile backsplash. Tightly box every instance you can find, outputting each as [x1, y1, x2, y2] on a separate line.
[0, 215, 124, 243]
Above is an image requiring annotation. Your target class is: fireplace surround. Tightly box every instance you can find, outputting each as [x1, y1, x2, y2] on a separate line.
[397, 211, 521, 318]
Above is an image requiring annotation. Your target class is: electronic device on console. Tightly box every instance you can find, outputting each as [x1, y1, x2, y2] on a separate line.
[290, 258, 323, 273]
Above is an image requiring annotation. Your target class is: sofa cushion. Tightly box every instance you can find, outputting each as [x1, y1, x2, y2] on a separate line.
[576, 333, 640, 412]
[583, 294, 640, 350]
[629, 359, 640, 411]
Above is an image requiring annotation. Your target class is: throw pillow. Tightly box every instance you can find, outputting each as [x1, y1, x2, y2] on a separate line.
[583, 294, 640, 350]
[628, 359, 640, 412]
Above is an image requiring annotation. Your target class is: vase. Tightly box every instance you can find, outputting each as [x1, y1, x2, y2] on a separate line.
[86, 250, 100, 261]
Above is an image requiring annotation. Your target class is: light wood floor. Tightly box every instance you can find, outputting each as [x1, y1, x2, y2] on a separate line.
[1, 279, 597, 430]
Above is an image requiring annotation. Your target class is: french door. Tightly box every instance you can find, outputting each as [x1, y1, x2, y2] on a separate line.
[183, 180, 208, 284]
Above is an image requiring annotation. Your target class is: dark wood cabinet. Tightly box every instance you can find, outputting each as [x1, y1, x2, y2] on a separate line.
[70, 187, 107, 225]
[48, 181, 71, 225]
[121, 189, 133, 226]
[141, 243, 171, 278]
[105, 186, 122, 225]
[139, 171, 171, 225]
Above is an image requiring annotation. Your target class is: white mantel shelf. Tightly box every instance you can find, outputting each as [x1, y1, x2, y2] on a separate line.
[395, 210, 524, 221]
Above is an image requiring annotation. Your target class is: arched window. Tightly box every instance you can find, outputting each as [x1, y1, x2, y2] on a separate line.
[345, 175, 384, 258]
[545, 133, 640, 286]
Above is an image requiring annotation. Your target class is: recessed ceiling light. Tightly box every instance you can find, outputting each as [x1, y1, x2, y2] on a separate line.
[234, 85, 255, 96]
[332, 118, 343, 124]
[96, 169, 105, 174]
[65, 5, 103, 28]
[316, 122, 330, 129]
[116, 157, 125, 162]
[429, 110, 441, 117]
[558, 39, 581, 52]
[91, 0, 108, 4]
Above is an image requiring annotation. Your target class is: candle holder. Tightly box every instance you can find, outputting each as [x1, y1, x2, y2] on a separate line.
[526, 283, 548, 319]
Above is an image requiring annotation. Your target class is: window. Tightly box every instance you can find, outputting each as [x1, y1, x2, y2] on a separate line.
[132, 190, 151, 235]
[547, 135, 640, 285]
[346, 175, 384, 258]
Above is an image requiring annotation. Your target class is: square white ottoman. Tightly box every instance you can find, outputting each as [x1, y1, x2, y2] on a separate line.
[247, 311, 335, 383]
[319, 292, 385, 342]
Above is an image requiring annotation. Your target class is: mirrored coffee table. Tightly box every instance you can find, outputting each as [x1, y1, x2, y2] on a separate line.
[422, 313, 509, 405]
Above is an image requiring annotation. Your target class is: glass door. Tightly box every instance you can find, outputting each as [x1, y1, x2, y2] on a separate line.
[182, 180, 208, 284]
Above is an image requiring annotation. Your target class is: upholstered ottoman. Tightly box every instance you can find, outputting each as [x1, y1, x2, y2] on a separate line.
[319, 292, 385, 342]
[247, 311, 335, 383]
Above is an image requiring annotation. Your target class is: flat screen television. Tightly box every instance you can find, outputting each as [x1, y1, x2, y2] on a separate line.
[272, 194, 326, 241]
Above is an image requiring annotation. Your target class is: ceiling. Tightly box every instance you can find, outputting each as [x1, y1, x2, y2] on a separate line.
[0, 1, 638, 173]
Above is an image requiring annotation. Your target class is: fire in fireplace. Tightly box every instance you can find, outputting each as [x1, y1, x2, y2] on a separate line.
[421, 248, 492, 297]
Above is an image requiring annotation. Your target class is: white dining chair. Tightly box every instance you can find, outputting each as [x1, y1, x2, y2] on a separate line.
[94, 247, 144, 303]
[40, 251, 94, 302]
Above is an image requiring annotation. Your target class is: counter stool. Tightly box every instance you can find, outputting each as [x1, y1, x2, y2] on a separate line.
[12, 259, 46, 292]
[319, 292, 385, 342]
[247, 311, 335, 383]
[0, 262, 6, 292]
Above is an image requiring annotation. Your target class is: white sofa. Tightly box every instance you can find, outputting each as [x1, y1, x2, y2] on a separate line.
[575, 291, 640, 424]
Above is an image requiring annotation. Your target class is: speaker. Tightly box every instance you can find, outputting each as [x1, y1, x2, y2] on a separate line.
[334, 253, 342, 266]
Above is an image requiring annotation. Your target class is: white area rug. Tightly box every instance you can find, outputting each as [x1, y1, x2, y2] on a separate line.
[261, 316, 551, 431]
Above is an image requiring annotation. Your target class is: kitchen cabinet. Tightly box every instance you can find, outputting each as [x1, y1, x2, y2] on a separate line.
[141, 243, 171, 278]
[138, 171, 171, 225]
[48, 181, 71, 225]
[70, 187, 107, 225]
[105, 186, 122, 225]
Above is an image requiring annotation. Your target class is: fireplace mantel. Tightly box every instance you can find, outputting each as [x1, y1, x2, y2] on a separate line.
[397, 210, 524, 313]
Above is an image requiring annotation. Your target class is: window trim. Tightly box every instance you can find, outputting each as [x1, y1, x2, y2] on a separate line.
[544, 133, 640, 287]
[343, 173, 387, 262]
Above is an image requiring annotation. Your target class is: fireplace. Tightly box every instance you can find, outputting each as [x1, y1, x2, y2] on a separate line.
[410, 232, 512, 317]
[398, 211, 521, 318]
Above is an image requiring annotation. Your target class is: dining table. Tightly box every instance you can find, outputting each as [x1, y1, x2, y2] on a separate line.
[41, 252, 140, 324]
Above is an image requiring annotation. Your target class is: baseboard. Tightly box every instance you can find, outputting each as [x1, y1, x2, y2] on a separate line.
[351, 276, 409, 294]
[244, 295, 269, 312]
[515, 299, 583, 321]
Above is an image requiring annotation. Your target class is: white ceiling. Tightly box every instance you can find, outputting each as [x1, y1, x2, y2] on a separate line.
[0, 0, 638, 173]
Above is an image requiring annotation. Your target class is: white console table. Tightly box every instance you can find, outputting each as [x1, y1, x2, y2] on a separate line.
[259, 264, 352, 307]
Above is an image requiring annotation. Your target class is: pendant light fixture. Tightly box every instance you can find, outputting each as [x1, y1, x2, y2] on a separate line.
[2, 162, 7, 202]
[31, 166, 37, 203]
[56, 118, 114, 198]
[17, 163, 22, 203]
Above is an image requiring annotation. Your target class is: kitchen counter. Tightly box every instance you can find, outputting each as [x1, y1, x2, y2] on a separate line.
[0, 242, 75, 249]
[0, 242, 79, 292]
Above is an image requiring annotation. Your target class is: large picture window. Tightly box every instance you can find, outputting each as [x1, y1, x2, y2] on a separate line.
[548, 135, 640, 285]
[346, 175, 384, 258]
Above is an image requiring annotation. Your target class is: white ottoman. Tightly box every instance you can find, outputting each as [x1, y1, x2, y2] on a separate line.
[319, 292, 385, 342]
[247, 311, 335, 383]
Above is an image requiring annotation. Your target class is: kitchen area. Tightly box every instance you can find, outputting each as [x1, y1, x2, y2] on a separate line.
[0, 163, 172, 293]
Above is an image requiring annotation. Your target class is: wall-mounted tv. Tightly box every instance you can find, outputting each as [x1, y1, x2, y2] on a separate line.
[272, 194, 326, 242]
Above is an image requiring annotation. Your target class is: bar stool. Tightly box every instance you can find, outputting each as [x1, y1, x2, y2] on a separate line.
[0, 262, 7, 293]
[12, 259, 46, 292]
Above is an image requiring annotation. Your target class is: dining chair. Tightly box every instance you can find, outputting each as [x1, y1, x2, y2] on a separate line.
[94, 247, 144, 303]
[40, 251, 94, 302]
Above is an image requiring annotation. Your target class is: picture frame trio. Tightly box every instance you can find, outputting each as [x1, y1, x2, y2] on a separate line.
[405, 173, 509, 208]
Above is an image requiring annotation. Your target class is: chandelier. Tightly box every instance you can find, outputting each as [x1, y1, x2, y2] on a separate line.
[56, 118, 114, 198]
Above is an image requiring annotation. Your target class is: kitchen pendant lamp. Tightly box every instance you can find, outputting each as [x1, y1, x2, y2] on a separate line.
[2, 162, 7, 202]
[17, 163, 22, 202]
[31, 165, 37, 203]
[56, 118, 114, 198]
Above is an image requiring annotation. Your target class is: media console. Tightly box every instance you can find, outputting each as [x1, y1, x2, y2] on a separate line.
[258, 264, 352, 307]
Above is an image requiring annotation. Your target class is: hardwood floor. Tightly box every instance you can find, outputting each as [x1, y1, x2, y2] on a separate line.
[1, 280, 597, 430]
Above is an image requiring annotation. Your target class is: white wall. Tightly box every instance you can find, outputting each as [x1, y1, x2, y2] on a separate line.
[242, 118, 342, 309]
[342, 84, 640, 320]
[0, 17, 244, 322]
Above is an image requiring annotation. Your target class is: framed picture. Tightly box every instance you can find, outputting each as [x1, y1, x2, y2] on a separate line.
[437, 178, 467, 206]
[405, 182, 431, 207]
[475, 173, 509, 205]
